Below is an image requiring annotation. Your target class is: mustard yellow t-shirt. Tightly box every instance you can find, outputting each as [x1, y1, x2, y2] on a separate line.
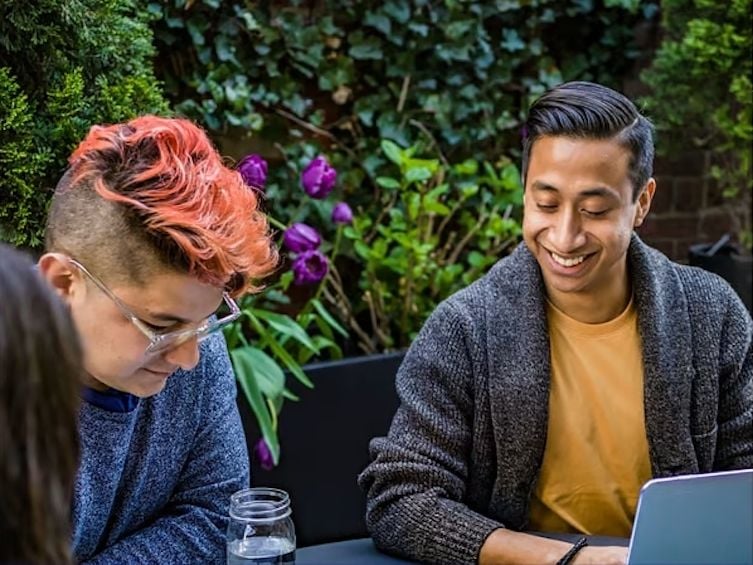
[527, 297, 652, 537]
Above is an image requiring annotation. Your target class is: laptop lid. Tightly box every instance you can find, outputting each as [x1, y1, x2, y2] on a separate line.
[627, 469, 753, 565]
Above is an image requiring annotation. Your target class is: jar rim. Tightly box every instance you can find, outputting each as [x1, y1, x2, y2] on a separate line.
[229, 487, 292, 522]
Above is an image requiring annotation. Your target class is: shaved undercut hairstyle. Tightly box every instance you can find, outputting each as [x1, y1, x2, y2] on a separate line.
[45, 115, 278, 295]
[522, 81, 655, 200]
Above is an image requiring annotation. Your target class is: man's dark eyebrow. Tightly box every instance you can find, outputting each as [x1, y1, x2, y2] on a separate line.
[531, 180, 558, 193]
[579, 187, 618, 199]
[531, 180, 617, 199]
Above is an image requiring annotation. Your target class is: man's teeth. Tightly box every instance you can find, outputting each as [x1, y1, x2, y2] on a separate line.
[551, 252, 586, 267]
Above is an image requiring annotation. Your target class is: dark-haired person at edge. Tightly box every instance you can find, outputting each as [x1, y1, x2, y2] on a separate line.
[36, 116, 277, 563]
[359, 82, 753, 565]
[0, 244, 82, 565]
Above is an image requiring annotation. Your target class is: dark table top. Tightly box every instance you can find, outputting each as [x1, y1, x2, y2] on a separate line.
[297, 534, 629, 564]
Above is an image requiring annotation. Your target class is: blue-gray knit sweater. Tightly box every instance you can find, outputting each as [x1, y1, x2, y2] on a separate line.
[359, 235, 753, 564]
[73, 333, 249, 564]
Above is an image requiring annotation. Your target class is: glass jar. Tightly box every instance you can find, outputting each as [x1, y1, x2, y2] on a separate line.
[226, 487, 296, 564]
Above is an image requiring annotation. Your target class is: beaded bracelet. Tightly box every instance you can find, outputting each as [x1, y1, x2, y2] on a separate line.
[556, 537, 589, 565]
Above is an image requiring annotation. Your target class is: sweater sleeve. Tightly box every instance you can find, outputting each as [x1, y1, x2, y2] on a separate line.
[358, 300, 503, 564]
[715, 288, 753, 470]
[83, 334, 249, 565]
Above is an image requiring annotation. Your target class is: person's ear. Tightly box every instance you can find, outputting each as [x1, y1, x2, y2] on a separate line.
[633, 178, 656, 228]
[37, 253, 81, 304]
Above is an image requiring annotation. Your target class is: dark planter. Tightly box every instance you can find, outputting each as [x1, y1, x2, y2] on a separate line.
[688, 242, 752, 314]
[237, 352, 404, 547]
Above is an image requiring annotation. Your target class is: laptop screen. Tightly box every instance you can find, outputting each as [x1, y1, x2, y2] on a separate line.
[627, 469, 753, 565]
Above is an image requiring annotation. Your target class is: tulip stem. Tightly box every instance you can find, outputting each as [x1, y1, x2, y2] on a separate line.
[295, 225, 343, 324]
[267, 215, 287, 232]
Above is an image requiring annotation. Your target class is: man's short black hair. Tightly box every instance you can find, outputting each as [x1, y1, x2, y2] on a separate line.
[521, 81, 655, 200]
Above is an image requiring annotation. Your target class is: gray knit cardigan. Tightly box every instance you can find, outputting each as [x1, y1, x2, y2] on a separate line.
[359, 235, 753, 564]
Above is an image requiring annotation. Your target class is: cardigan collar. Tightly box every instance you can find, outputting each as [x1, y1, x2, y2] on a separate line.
[486, 233, 697, 520]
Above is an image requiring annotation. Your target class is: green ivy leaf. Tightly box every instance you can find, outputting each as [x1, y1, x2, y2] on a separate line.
[364, 12, 392, 35]
[348, 32, 383, 60]
[500, 28, 525, 52]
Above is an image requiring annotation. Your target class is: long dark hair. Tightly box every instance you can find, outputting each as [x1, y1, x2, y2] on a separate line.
[0, 244, 82, 564]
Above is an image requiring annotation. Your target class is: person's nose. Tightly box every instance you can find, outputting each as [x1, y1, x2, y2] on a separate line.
[163, 336, 201, 371]
[549, 207, 587, 252]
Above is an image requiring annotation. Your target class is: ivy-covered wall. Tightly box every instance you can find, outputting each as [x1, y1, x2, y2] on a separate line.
[150, 0, 657, 212]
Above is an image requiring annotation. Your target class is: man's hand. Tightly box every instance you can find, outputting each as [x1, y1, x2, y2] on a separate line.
[479, 529, 630, 565]
[572, 545, 628, 565]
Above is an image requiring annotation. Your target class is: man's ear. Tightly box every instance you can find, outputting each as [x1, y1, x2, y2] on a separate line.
[37, 253, 81, 304]
[633, 178, 656, 228]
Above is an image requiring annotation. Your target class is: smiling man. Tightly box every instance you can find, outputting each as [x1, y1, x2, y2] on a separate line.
[359, 82, 752, 565]
[38, 116, 277, 564]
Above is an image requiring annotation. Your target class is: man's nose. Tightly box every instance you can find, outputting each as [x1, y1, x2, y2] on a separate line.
[550, 208, 587, 252]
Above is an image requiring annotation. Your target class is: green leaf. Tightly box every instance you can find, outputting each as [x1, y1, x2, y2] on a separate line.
[247, 313, 314, 388]
[454, 159, 479, 175]
[500, 28, 525, 52]
[376, 176, 401, 189]
[381, 139, 404, 165]
[500, 163, 522, 191]
[407, 192, 421, 220]
[312, 299, 349, 338]
[384, 1, 410, 23]
[279, 271, 294, 291]
[268, 338, 314, 389]
[364, 12, 391, 35]
[354, 240, 371, 260]
[230, 347, 280, 462]
[282, 388, 300, 402]
[234, 346, 286, 398]
[348, 32, 383, 60]
[405, 167, 432, 183]
[423, 199, 451, 214]
[252, 309, 319, 353]
[312, 335, 343, 359]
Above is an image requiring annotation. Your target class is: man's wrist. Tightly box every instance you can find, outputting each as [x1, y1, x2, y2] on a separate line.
[556, 537, 589, 565]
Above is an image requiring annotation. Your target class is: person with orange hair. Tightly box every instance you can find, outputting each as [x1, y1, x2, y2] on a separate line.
[38, 116, 278, 563]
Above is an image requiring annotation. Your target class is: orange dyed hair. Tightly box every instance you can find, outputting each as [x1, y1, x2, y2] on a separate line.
[47, 116, 277, 295]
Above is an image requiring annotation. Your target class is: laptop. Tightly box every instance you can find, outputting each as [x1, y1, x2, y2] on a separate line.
[627, 468, 753, 565]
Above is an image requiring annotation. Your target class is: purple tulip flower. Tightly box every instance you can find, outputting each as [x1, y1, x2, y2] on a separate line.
[238, 154, 268, 191]
[292, 249, 329, 285]
[331, 202, 353, 225]
[301, 156, 337, 199]
[254, 438, 274, 471]
[283, 223, 321, 253]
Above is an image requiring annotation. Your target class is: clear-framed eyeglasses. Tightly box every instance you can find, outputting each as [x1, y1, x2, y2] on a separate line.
[66, 257, 240, 355]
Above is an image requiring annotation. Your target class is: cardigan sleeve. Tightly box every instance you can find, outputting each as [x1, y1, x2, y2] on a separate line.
[82, 335, 249, 565]
[358, 300, 503, 564]
[714, 288, 753, 470]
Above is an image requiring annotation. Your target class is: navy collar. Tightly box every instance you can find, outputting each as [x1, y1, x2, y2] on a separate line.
[81, 385, 140, 413]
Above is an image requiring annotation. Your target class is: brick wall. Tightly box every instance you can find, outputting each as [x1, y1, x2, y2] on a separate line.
[623, 18, 747, 264]
[637, 150, 742, 263]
